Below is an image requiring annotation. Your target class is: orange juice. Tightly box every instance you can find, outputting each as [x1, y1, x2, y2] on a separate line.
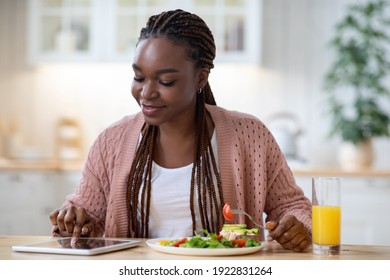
[312, 205, 341, 245]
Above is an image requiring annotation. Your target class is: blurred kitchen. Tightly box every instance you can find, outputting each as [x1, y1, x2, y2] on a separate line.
[1, 0, 390, 245]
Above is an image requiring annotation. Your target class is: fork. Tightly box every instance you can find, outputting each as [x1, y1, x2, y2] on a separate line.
[231, 209, 265, 229]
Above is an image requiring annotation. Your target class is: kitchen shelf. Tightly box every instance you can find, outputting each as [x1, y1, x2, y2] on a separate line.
[291, 168, 390, 178]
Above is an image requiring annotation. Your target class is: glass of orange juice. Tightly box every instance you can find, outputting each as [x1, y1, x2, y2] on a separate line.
[312, 177, 341, 255]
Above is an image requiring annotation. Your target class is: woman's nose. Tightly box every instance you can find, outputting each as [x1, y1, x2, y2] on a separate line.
[141, 81, 158, 100]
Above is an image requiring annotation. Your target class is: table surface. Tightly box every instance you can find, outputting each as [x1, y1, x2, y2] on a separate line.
[1, 236, 390, 260]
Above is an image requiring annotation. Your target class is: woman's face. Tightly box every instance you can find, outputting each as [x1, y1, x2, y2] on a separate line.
[131, 37, 207, 127]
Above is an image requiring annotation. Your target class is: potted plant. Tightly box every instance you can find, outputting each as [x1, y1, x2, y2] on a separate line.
[323, 0, 390, 170]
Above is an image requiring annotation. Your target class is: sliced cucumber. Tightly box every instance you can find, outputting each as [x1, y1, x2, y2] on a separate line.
[222, 224, 247, 230]
[248, 228, 260, 234]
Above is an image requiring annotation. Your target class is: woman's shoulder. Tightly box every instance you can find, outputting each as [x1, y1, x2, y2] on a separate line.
[96, 112, 144, 143]
[108, 111, 142, 127]
[206, 104, 268, 130]
[82, 112, 143, 176]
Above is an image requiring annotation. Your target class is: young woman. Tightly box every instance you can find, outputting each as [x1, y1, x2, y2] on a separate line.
[50, 9, 312, 252]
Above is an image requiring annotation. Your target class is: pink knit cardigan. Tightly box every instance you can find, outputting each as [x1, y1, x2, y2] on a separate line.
[64, 104, 312, 240]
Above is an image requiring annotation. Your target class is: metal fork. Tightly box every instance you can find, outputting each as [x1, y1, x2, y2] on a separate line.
[231, 209, 265, 229]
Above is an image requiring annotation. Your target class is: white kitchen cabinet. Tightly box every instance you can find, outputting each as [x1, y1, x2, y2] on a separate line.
[294, 175, 390, 246]
[28, 0, 262, 63]
[27, 0, 101, 63]
[0, 171, 80, 235]
[108, 0, 262, 63]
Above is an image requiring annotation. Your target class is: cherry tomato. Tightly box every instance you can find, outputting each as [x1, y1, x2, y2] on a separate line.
[223, 203, 234, 221]
[232, 239, 246, 248]
[173, 238, 187, 247]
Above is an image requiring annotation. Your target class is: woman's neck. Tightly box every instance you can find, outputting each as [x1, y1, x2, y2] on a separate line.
[152, 111, 214, 168]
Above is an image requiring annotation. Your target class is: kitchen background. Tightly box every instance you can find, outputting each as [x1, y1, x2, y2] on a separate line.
[1, 0, 390, 245]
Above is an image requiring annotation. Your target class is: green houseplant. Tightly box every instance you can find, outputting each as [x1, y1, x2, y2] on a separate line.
[324, 0, 390, 169]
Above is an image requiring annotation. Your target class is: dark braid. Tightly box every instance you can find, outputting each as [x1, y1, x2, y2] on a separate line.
[127, 124, 157, 237]
[126, 9, 223, 238]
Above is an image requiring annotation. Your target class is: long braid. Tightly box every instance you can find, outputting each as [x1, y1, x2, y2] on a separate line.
[126, 124, 156, 237]
[193, 90, 207, 231]
[127, 9, 223, 238]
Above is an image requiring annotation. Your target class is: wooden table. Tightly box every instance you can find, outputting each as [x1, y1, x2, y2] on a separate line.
[1, 236, 390, 260]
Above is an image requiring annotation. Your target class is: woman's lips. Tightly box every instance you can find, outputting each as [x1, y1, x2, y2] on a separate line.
[141, 104, 165, 117]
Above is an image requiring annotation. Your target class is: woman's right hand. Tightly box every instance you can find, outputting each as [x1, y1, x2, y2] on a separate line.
[49, 206, 94, 244]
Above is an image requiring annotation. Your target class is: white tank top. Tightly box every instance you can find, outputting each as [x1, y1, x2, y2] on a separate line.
[147, 130, 219, 238]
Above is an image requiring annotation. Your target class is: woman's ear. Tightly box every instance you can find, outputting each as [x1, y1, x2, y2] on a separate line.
[197, 68, 209, 90]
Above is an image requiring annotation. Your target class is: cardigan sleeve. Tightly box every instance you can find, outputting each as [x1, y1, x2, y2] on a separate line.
[62, 131, 109, 237]
[264, 158, 312, 235]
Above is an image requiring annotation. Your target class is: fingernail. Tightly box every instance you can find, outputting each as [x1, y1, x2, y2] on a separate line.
[82, 227, 88, 235]
[267, 236, 274, 242]
[71, 237, 77, 244]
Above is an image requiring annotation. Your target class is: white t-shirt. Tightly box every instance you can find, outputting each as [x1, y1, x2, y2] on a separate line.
[146, 130, 219, 238]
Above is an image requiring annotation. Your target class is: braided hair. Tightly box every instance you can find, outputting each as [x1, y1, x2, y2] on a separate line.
[126, 9, 224, 238]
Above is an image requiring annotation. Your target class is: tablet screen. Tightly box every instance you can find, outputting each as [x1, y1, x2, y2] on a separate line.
[12, 237, 141, 256]
[57, 238, 129, 249]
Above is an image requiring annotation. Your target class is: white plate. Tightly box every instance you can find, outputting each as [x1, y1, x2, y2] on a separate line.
[146, 238, 264, 256]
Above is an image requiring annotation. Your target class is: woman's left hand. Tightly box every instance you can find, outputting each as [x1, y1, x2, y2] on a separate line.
[265, 215, 311, 252]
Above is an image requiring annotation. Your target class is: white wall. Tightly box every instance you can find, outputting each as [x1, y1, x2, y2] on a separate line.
[1, 0, 390, 169]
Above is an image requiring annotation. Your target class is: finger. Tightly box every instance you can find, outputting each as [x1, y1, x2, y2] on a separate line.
[64, 206, 77, 234]
[57, 230, 73, 238]
[56, 209, 68, 232]
[268, 220, 293, 242]
[71, 208, 90, 244]
[265, 221, 277, 231]
[278, 215, 297, 229]
[274, 215, 298, 237]
[51, 225, 60, 237]
[293, 238, 311, 252]
[49, 209, 60, 226]
[71, 208, 84, 241]
[285, 233, 311, 252]
[278, 229, 305, 250]
[275, 222, 303, 245]
[280, 217, 308, 244]
[265, 221, 277, 241]
[81, 222, 94, 237]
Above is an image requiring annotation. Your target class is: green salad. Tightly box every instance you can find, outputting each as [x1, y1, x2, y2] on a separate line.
[158, 233, 261, 249]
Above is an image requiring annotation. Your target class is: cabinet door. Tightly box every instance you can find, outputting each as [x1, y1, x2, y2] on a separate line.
[0, 171, 80, 235]
[0, 172, 48, 235]
[192, 0, 262, 63]
[109, 0, 262, 63]
[28, 0, 262, 63]
[28, 0, 100, 63]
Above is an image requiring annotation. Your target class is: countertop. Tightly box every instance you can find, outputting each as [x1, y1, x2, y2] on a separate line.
[0, 158, 83, 171]
[2, 235, 390, 260]
[292, 167, 390, 178]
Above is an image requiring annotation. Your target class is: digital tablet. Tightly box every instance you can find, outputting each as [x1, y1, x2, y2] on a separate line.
[12, 237, 141, 256]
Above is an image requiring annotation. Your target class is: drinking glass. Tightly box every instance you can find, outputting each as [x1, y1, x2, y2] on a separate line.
[312, 177, 341, 255]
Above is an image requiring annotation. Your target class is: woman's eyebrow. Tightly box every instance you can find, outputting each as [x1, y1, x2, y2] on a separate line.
[132, 63, 179, 74]
[156, 68, 180, 74]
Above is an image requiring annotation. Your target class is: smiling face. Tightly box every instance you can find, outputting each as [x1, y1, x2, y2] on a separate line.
[131, 37, 208, 128]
